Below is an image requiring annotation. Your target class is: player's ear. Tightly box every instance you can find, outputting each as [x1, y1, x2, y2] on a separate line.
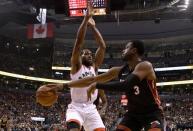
[132, 47, 137, 54]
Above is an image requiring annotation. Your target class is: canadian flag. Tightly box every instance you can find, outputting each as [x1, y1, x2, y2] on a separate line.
[27, 23, 54, 39]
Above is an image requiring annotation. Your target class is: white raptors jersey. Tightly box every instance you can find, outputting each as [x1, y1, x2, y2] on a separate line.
[70, 65, 98, 104]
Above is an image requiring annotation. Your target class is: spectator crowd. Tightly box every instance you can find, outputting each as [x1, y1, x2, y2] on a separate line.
[0, 86, 193, 131]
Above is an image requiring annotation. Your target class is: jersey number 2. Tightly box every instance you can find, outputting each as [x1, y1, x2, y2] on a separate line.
[134, 86, 140, 95]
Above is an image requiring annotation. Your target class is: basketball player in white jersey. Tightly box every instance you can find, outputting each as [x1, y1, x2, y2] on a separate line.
[65, 3, 106, 131]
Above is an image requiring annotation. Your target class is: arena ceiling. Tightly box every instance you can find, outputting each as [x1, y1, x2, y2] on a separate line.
[0, 0, 193, 40]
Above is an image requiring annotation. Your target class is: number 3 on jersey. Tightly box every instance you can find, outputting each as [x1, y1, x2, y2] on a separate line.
[134, 86, 140, 95]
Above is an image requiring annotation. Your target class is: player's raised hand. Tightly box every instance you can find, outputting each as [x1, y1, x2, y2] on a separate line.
[86, 1, 94, 18]
[87, 82, 97, 101]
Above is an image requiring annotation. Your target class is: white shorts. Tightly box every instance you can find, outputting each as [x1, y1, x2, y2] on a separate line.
[66, 103, 105, 131]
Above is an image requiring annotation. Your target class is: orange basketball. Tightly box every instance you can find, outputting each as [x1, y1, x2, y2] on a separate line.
[36, 85, 58, 107]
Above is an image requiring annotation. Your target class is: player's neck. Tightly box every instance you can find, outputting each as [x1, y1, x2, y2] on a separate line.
[83, 64, 92, 69]
[127, 57, 141, 70]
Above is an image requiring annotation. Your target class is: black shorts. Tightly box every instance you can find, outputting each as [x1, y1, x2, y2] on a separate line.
[118, 110, 165, 131]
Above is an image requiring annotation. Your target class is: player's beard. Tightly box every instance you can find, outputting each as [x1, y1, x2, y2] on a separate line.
[122, 54, 129, 62]
[82, 59, 93, 67]
[122, 52, 133, 62]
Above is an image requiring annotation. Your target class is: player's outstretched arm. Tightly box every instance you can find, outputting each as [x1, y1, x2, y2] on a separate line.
[68, 66, 121, 88]
[50, 66, 121, 91]
[88, 61, 155, 92]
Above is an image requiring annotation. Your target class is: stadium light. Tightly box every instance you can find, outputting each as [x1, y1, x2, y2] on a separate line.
[52, 65, 193, 72]
[0, 70, 193, 86]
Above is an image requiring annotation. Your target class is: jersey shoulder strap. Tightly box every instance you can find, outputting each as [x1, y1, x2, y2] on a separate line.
[118, 63, 129, 79]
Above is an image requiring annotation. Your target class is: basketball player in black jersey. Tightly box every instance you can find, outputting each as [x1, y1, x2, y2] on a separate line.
[85, 40, 165, 131]
[44, 40, 165, 131]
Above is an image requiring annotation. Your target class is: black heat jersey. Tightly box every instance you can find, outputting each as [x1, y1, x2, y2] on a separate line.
[118, 63, 163, 114]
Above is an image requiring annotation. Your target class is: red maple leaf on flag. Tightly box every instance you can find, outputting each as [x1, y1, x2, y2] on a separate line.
[36, 25, 45, 34]
[27, 23, 54, 39]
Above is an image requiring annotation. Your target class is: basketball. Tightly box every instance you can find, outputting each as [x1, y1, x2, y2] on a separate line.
[36, 85, 58, 107]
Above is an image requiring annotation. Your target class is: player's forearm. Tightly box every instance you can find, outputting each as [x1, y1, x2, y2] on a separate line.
[96, 74, 140, 92]
[91, 26, 106, 49]
[63, 77, 96, 89]
[96, 81, 127, 92]
[104, 102, 108, 107]
[99, 90, 108, 109]
[76, 17, 90, 45]
[101, 99, 107, 109]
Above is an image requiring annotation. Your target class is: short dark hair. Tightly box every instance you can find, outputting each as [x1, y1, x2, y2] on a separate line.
[131, 40, 144, 56]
